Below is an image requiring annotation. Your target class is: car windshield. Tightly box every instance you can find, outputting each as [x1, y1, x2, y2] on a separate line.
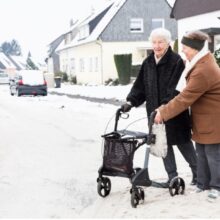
[19, 70, 45, 85]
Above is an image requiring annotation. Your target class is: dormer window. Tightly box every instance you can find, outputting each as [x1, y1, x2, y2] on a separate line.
[130, 18, 144, 33]
[78, 25, 89, 40]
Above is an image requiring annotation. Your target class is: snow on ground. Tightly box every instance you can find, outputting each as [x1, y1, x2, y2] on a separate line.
[0, 84, 220, 218]
[49, 84, 133, 100]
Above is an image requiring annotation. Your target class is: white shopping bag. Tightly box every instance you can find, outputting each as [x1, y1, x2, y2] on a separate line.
[150, 123, 167, 158]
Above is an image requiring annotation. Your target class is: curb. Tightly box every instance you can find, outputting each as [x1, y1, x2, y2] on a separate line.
[49, 91, 125, 106]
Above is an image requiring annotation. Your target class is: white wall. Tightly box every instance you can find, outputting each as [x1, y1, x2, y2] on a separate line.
[74, 43, 102, 84]
[59, 42, 102, 84]
[59, 49, 71, 74]
[47, 58, 54, 73]
[59, 40, 152, 85]
[102, 41, 151, 83]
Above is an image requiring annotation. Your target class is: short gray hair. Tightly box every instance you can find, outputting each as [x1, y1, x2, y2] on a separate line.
[149, 28, 172, 43]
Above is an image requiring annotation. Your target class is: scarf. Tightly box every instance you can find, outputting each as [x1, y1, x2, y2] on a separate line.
[176, 47, 209, 92]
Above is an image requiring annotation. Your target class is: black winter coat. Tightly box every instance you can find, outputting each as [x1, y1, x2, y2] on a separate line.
[127, 46, 191, 145]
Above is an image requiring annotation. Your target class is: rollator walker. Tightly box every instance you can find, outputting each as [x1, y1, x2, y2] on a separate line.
[97, 108, 185, 208]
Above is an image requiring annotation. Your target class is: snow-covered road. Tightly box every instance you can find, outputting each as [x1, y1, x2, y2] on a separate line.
[0, 85, 148, 217]
[0, 85, 105, 217]
[1, 84, 219, 218]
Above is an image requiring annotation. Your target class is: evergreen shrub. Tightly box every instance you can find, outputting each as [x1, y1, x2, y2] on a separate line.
[114, 54, 132, 85]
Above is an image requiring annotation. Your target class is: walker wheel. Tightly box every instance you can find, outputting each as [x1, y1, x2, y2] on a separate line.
[169, 176, 185, 196]
[97, 177, 111, 197]
[131, 190, 139, 208]
[130, 187, 145, 208]
[140, 188, 145, 200]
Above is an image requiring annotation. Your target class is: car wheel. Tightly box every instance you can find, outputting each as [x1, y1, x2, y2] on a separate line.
[16, 89, 21, 97]
[9, 86, 14, 96]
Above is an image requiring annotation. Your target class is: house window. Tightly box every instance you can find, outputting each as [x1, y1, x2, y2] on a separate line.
[94, 57, 98, 72]
[71, 29, 77, 41]
[130, 18, 144, 33]
[151, 19, 164, 30]
[65, 59, 68, 73]
[89, 57, 93, 72]
[79, 58, 85, 72]
[61, 59, 67, 72]
[62, 64, 65, 72]
[70, 58, 75, 73]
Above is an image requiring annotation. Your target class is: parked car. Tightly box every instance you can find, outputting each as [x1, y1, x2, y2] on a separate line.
[0, 72, 9, 84]
[10, 70, 47, 96]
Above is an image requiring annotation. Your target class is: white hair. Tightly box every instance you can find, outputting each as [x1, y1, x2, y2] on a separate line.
[149, 28, 172, 43]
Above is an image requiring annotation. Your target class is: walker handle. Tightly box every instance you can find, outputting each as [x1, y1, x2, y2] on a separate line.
[114, 108, 123, 131]
[145, 111, 157, 145]
[148, 111, 157, 129]
[148, 111, 157, 134]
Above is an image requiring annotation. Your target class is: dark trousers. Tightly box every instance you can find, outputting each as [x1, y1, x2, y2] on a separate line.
[163, 140, 197, 180]
[196, 143, 220, 191]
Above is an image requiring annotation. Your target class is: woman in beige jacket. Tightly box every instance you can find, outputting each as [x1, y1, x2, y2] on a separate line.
[155, 30, 220, 201]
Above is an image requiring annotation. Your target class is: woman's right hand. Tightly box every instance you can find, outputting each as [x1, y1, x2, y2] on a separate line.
[121, 102, 133, 112]
[154, 109, 163, 124]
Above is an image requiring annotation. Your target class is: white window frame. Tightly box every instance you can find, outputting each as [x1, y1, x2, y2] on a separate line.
[130, 18, 144, 33]
[151, 18, 165, 30]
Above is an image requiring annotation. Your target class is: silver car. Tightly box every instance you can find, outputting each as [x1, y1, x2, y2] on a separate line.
[0, 72, 9, 84]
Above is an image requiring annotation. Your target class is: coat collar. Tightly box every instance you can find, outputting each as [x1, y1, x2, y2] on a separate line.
[176, 51, 211, 92]
[149, 46, 173, 66]
[185, 52, 211, 79]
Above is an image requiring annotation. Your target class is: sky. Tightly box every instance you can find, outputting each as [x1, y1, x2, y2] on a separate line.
[0, 0, 111, 62]
[0, 0, 175, 63]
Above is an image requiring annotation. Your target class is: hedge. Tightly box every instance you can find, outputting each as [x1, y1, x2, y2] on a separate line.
[114, 54, 132, 85]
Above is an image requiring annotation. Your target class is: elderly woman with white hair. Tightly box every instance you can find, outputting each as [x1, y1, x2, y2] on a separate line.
[155, 30, 220, 201]
[121, 27, 197, 187]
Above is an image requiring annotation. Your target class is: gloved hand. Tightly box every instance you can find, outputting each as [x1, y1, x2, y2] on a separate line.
[121, 102, 133, 112]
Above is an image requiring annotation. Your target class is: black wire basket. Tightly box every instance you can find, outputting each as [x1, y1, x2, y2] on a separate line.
[102, 132, 138, 175]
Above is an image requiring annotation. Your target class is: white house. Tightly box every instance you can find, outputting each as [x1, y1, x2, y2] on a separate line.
[55, 0, 177, 84]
